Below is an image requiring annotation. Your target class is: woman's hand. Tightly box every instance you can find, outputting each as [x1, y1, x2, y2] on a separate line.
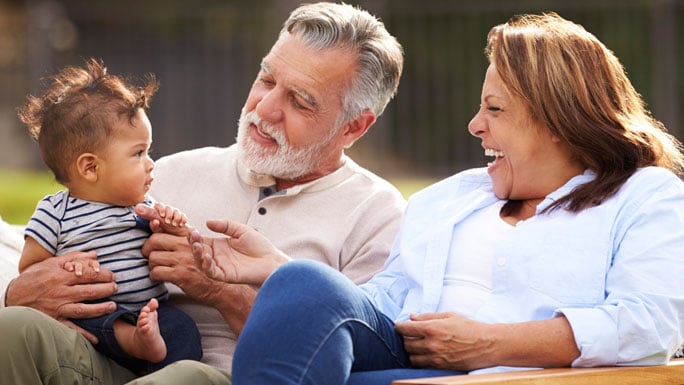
[395, 312, 497, 371]
[190, 219, 291, 286]
[396, 312, 580, 371]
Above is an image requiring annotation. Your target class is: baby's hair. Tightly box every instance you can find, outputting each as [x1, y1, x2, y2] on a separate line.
[18, 58, 159, 184]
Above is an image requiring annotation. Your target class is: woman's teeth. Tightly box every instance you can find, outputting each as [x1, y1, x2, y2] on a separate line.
[485, 148, 504, 167]
[485, 148, 504, 158]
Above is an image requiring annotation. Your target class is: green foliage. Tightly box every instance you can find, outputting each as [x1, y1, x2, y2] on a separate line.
[0, 169, 61, 225]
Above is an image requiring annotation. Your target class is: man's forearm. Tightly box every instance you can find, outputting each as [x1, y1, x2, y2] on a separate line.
[4, 274, 39, 308]
[214, 283, 256, 336]
[2, 279, 15, 307]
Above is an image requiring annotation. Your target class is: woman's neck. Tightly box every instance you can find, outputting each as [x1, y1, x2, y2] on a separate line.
[500, 198, 543, 225]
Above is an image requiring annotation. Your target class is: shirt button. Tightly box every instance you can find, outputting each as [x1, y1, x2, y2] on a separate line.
[258, 207, 267, 215]
[496, 257, 506, 266]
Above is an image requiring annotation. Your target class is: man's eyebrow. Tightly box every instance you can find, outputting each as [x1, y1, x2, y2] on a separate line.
[291, 85, 318, 110]
[261, 60, 319, 110]
[260, 61, 272, 74]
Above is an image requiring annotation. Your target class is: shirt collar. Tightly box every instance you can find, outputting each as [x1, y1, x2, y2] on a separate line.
[538, 169, 596, 211]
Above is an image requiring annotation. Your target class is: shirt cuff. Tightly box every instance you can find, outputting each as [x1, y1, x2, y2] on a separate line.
[556, 307, 619, 367]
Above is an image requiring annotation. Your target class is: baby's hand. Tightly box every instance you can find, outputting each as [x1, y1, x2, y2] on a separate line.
[154, 202, 188, 227]
[147, 202, 192, 236]
[64, 258, 100, 277]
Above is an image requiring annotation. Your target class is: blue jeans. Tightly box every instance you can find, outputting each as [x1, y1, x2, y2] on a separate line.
[232, 260, 462, 385]
[72, 301, 202, 375]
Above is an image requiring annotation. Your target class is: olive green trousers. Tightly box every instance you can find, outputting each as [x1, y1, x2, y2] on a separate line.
[0, 306, 231, 385]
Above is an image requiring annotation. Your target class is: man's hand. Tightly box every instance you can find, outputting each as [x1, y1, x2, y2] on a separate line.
[137, 208, 280, 335]
[6, 251, 117, 343]
[142, 230, 257, 335]
[140, 231, 222, 303]
[137, 202, 224, 303]
[190, 219, 290, 286]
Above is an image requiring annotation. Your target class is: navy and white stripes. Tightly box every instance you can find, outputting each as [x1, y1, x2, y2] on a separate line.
[25, 191, 167, 311]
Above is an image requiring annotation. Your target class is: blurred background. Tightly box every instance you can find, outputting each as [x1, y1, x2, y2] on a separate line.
[0, 0, 682, 223]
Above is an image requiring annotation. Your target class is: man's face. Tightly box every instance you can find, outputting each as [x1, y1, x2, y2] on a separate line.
[237, 33, 358, 182]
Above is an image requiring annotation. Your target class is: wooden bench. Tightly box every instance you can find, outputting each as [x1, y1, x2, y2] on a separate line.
[392, 358, 684, 385]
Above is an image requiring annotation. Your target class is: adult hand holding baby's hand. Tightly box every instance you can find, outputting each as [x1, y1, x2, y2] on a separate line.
[135, 202, 192, 237]
[7, 251, 117, 343]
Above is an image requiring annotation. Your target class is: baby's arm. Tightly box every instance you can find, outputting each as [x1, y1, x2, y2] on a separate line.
[19, 237, 55, 273]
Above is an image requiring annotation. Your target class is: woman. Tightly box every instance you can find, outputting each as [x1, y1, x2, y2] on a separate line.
[190, 12, 684, 384]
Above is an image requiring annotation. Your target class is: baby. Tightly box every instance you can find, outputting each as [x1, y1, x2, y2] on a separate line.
[17, 58, 202, 375]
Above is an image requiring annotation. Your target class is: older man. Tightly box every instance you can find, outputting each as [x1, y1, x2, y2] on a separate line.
[0, 2, 405, 384]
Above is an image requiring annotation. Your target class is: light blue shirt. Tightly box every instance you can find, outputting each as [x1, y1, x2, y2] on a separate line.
[361, 166, 684, 368]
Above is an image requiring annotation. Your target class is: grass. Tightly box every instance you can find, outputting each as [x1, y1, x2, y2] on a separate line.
[0, 169, 61, 225]
[389, 176, 436, 198]
[0, 168, 436, 226]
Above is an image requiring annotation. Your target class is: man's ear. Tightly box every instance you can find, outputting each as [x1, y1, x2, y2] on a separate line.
[343, 109, 376, 148]
[76, 153, 99, 182]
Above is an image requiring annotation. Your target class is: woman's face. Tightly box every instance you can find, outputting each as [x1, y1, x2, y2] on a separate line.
[468, 64, 579, 200]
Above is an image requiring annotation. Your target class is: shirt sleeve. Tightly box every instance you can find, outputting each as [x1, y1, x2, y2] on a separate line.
[24, 195, 65, 256]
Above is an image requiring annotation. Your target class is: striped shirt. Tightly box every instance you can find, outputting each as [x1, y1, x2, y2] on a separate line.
[25, 190, 168, 311]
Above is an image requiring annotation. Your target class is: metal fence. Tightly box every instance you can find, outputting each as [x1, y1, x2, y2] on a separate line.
[0, 0, 680, 180]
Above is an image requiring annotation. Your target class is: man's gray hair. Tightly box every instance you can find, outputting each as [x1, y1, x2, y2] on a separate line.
[281, 2, 404, 124]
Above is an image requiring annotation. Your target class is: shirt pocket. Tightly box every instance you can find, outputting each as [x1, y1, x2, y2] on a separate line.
[527, 235, 609, 305]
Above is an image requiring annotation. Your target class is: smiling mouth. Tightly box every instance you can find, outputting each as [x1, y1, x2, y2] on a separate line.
[251, 123, 280, 146]
[254, 123, 272, 139]
[485, 148, 504, 166]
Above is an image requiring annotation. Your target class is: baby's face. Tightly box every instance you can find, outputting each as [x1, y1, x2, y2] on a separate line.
[96, 109, 155, 206]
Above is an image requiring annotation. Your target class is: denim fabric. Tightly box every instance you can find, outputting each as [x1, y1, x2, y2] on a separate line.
[72, 302, 202, 375]
[232, 260, 461, 385]
[347, 369, 463, 385]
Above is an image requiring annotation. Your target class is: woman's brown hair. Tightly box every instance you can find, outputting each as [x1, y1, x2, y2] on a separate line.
[488, 13, 684, 212]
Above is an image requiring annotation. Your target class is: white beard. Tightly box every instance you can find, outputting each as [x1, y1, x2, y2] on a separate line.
[236, 109, 340, 180]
